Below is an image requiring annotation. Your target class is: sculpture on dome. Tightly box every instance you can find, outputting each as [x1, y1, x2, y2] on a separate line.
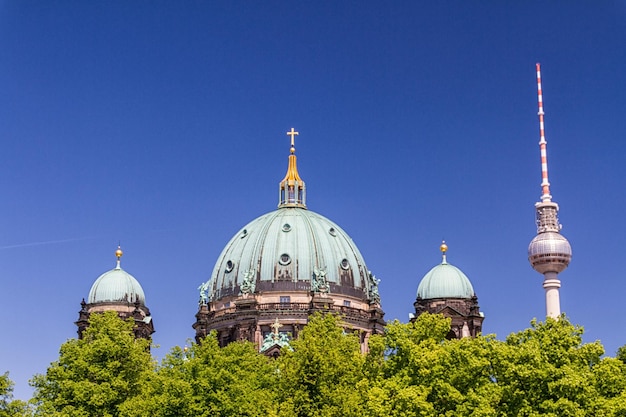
[312, 266, 329, 294]
[368, 271, 381, 304]
[239, 269, 256, 296]
[197, 281, 210, 305]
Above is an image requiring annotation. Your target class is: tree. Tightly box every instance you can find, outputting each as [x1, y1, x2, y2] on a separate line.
[490, 318, 595, 416]
[364, 314, 457, 417]
[275, 313, 367, 417]
[26, 310, 626, 417]
[119, 335, 279, 417]
[369, 314, 626, 417]
[0, 373, 32, 417]
[30, 312, 153, 417]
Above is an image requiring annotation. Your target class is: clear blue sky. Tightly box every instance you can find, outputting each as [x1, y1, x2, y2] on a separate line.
[2, 1, 625, 399]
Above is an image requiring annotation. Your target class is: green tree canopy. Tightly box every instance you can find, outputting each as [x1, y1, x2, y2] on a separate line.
[374, 314, 626, 417]
[119, 335, 279, 417]
[0, 373, 31, 417]
[22, 310, 626, 417]
[30, 312, 153, 417]
[275, 313, 367, 417]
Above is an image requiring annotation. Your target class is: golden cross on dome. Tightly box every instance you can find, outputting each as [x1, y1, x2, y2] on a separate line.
[286, 128, 299, 152]
[270, 318, 283, 335]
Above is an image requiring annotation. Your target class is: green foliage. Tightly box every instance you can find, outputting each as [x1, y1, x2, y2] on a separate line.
[491, 317, 606, 416]
[120, 335, 278, 417]
[276, 313, 366, 417]
[0, 373, 32, 417]
[366, 314, 626, 417]
[18, 311, 626, 417]
[30, 312, 153, 417]
[617, 344, 626, 365]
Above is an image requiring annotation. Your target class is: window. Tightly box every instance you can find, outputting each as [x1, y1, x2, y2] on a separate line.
[343, 300, 351, 307]
[279, 253, 291, 265]
[280, 296, 291, 304]
[340, 258, 350, 270]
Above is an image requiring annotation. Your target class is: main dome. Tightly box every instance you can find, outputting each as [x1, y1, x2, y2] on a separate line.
[194, 130, 385, 350]
[209, 207, 373, 300]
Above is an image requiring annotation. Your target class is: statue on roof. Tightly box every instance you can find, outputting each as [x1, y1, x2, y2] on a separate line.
[312, 266, 329, 295]
[368, 271, 381, 304]
[198, 281, 210, 305]
[239, 269, 256, 296]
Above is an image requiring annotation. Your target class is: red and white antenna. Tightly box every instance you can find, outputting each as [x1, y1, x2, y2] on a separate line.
[536, 63, 552, 203]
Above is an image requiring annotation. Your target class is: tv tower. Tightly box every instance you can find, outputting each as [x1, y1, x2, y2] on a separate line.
[528, 63, 572, 319]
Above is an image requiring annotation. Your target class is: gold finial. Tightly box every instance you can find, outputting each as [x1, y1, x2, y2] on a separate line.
[440, 240, 448, 264]
[287, 128, 299, 154]
[440, 241, 448, 253]
[115, 245, 123, 269]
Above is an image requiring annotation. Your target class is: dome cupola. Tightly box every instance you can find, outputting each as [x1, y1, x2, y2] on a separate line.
[416, 242, 475, 300]
[76, 246, 154, 340]
[412, 242, 483, 339]
[87, 246, 146, 305]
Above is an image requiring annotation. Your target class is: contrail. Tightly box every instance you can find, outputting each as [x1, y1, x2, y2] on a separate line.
[0, 236, 101, 250]
[0, 227, 185, 250]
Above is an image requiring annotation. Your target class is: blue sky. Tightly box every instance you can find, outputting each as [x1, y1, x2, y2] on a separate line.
[2, 1, 626, 399]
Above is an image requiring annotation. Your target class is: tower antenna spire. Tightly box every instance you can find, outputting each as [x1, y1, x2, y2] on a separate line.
[536, 63, 552, 203]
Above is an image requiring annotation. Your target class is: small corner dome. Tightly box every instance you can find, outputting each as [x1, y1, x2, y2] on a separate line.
[417, 262, 475, 300]
[88, 266, 146, 305]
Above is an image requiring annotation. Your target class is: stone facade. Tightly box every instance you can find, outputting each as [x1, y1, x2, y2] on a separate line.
[412, 295, 483, 339]
[76, 298, 155, 340]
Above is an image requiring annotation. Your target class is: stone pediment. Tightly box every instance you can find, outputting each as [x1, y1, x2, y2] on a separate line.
[434, 304, 466, 318]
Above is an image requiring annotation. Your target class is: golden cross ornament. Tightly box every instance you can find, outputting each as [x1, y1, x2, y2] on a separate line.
[286, 128, 299, 149]
[270, 318, 283, 335]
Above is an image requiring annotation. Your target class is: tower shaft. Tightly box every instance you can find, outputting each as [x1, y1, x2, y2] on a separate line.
[543, 272, 561, 318]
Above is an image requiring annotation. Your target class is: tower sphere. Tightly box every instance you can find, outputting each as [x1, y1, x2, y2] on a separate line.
[528, 231, 572, 274]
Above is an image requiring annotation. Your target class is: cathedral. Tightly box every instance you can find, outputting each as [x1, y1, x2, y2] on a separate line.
[75, 64, 572, 352]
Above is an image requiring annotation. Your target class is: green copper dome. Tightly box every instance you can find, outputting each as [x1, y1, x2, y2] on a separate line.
[204, 131, 381, 305]
[417, 244, 475, 299]
[209, 207, 375, 301]
[88, 248, 146, 305]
